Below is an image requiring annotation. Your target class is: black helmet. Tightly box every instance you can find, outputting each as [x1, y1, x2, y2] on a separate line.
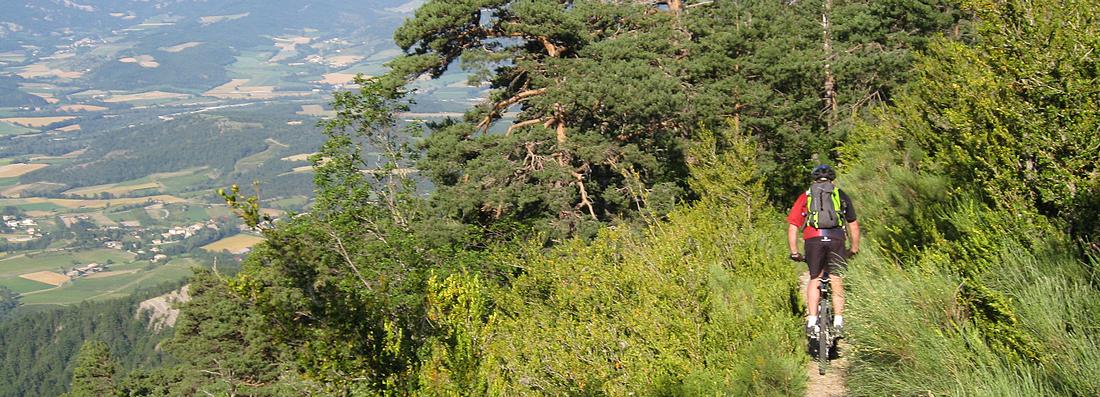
[810, 164, 836, 181]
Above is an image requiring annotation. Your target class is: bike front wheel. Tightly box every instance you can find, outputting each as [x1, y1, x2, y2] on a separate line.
[817, 300, 831, 375]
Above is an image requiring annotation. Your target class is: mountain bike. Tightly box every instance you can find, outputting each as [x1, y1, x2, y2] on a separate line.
[811, 270, 840, 375]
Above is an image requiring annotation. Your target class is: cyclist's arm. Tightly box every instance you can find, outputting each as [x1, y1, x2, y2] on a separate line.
[848, 220, 861, 253]
[788, 224, 800, 254]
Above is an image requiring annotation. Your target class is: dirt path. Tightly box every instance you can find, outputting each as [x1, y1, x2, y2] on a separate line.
[800, 272, 849, 397]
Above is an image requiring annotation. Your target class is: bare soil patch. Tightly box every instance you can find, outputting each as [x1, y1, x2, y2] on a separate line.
[0, 116, 76, 128]
[20, 271, 69, 286]
[17, 64, 83, 79]
[326, 55, 365, 68]
[199, 13, 250, 25]
[0, 163, 49, 178]
[204, 79, 310, 100]
[271, 36, 312, 62]
[281, 153, 315, 162]
[55, 124, 81, 132]
[202, 234, 265, 254]
[119, 55, 159, 68]
[160, 42, 203, 53]
[316, 72, 361, 85]
[291, 165, 315, 174]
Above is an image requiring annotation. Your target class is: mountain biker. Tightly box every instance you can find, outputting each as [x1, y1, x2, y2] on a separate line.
[787, 164, 860, 336]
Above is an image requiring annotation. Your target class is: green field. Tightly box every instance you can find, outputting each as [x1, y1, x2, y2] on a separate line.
[0, 121, 38, 136]
[0, 249, 136, 277]
[159, 172, 212, 192]
[268, 195, 309, 209]
[175, 204, 210, 222]
[4, 202, 64, 212]
[18, 258, 198, 305]
[0, 276, 53, 294]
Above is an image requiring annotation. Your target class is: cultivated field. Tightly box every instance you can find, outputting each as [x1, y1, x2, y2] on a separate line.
[282, 153, 315, 162]
[0, 195, 187, 210]
[317, 72, 360, 85]
[55, 124, 81, 132]
[0, 122, 37, 136]
[19, 271, 69, 286]
[30, 92, 60, 104]
[84, 269, 139, 279]
[202, 234, 265, 254]
[16, 64, 83, 79]
[0, 163, 49, 178]
[1, 182, 67, 198]
[64, 182, 162, 197]
[30, 148, 86, 161]
[102, 91, 190, 103]
[57, 104, 108, 112]
[199, 13, 250, 25]
[297, 105, 334, 117]
[271, 36, 312, 62]
[204, 79, 310, 99]
[0, 116, 76, 127]
[119, 55, 159, 68]
[19, 258, 198, 305]
[326, 55, 365, 68]
[160, 42, 203, 53]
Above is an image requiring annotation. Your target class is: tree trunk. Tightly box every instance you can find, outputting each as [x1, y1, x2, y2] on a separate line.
[822, 0, 838, 131]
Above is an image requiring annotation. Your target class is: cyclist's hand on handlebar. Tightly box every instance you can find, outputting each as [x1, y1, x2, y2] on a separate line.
[789, 252, 805, 262]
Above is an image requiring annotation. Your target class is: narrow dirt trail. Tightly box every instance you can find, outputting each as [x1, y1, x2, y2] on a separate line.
[800, 272, 849, 397]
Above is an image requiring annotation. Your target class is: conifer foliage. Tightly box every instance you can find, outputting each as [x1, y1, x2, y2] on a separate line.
[390, 0, 964, 237]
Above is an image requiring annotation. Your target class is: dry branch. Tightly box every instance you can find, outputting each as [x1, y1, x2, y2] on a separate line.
[573, 170, 598, 219]
[476, 88, 548, 132]
[507, 117, 550, 135]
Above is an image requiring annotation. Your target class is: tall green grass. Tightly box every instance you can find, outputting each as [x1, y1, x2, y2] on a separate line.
[838, 134, 1100, 395]
[846, 231, 1100, 396]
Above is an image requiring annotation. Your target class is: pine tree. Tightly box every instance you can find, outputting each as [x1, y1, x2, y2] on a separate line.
[384, 0, 966, 237]
[63, 341, 118, 397]
[0, 286, 17, 320]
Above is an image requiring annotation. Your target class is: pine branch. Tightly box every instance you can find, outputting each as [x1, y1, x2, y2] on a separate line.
[476, 88, 548, 133]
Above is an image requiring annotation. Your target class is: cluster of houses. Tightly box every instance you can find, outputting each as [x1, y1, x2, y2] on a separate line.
[149, 221, 218, 245]
[2, 215, 41, 241]
[65, 263, 108, 278]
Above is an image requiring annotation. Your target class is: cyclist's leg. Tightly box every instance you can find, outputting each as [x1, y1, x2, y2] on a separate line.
[825, 239, 848, 317]
[805, 238, 827, 317]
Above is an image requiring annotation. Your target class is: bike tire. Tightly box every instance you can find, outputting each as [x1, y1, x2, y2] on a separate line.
[817, 301, 830, 375]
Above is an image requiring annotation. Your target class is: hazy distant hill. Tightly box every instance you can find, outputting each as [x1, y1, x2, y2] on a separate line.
[2, 0, 416, 46]
[0, 0, 419, 91]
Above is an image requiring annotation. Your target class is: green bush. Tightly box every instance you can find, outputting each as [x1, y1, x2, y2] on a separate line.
[417, 128, 807, 395]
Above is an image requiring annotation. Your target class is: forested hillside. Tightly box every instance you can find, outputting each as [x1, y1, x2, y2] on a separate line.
[0, 282, 184, 396]
[45, 0, 1100, 396]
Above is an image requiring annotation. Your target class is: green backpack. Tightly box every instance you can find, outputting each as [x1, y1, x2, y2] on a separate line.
[805, 181, 844, 229]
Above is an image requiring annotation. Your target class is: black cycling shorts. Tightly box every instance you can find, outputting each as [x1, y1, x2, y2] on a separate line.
[805, 236, 847, 278]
